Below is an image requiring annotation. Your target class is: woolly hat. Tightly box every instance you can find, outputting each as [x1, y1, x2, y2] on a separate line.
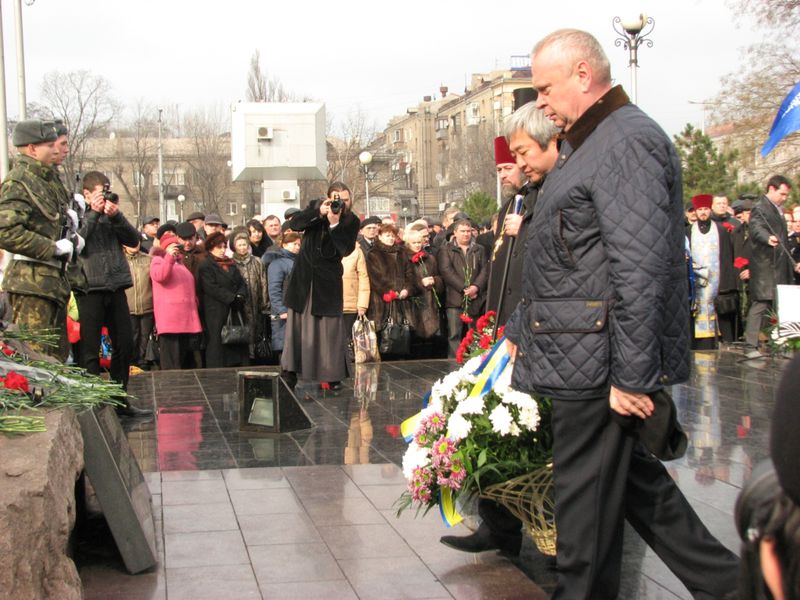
[494, 136, 515, 166]
[159, 232, 178, 249]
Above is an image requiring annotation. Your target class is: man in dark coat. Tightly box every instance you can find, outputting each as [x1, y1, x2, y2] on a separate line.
[437, 218, 489, 357]
[76, 171, 149, 416]
[281, 182, 359, 388]
[687, 194, 738, 347]
[486, 107, 559, 326]
[358, 215, 381, 254]
[505, 29, 739, 600]
[744, 175, 799, 357]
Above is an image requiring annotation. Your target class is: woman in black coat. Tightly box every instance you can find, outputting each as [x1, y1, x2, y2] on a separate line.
[280, 183, 359, 389]
[365, 223, 417, 328]
[197, 231, 249, 368]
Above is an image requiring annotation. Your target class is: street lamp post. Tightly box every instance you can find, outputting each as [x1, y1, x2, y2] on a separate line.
[612, 14, 655, 105]
[241, 203, 247, 226]
[157, 108, 165, 222]
[359, 151, 373, 217]
[177, 194, 185, 221]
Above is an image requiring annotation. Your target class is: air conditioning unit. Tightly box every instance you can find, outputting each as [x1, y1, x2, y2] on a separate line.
[257, 126, 273, 142]
[281, 189, 297, 201]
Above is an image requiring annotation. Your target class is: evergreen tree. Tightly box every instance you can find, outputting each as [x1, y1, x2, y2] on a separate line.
[674, 124, 739, 200]
[461, 191, 496, 225]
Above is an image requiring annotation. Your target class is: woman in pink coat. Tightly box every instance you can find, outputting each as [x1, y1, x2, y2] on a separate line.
[150, 232, 203, 370]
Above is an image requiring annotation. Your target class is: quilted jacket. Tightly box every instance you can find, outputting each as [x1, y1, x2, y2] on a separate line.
[506, 86, 690, 401]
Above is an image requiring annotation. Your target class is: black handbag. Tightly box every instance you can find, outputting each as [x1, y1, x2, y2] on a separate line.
[714, 291, 739, 316]
[379, 304, 411, 356]
[220, 309, 249, 346]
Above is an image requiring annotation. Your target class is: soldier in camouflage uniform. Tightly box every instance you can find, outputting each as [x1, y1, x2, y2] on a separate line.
[0, 120, 85, 360]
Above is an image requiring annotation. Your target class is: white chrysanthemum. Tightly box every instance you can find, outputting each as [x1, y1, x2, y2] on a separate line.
[463, 355, 484, 374]
[453, 386, 468, 402]
[502, 389, 536, 411]
[518, 406, 541, 431]
[454, 394, 485, 416]
[402, 443, 431, 479]
[425, 394, 444, 414]
[447, 413, 473, 441]
[489, 404, 513, 436]
[508, 422, 521, 437]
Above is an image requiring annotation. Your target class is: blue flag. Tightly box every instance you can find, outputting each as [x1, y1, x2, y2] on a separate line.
[761, 80, 800, 156]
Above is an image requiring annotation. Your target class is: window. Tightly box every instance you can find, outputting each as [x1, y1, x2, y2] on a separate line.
[229, 202, 238, 215]
[436, 118, 449, 130]
[133, 171, 146, 188]
[393, 129, 404, 143]
[173, 169, 186, 186]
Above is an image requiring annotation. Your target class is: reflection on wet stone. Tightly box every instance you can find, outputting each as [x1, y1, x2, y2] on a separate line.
[81, 351, 788, 599]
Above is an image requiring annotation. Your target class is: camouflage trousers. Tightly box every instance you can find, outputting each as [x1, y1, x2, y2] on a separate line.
[9, 293, 69, 362]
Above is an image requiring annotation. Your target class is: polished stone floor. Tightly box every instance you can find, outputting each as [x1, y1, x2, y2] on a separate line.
[79, 349, 791, 599]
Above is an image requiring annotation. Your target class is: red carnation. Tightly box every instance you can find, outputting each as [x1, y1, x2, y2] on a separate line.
[497, 325, 506, 339]
[321, 382, 331, 390]
[722, 222, 735, 233]
[455, 347, 465, 364]
[465, 329, 475, 343]
[0, 344, 14, 357]
[460, 313, 473, 324]
[2, 371, 29, 393]
[411, 251, 426, 264]
[733, 257, 749, 270]
[382, 290, 398, 303]
[479, 335, 492, 349]
[385, 424, 401, 438]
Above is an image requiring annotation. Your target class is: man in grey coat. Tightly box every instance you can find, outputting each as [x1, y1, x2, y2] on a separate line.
[505, 29, 739, 599]
[744, 175, 799, 357]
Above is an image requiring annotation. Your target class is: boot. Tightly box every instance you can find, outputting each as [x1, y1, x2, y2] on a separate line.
[115, 396, 153, 418]
[439, 522, 522, 557]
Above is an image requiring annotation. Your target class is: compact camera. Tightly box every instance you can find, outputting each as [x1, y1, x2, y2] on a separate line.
[102, 182, 119, 204]
[330, 193, 343, 215]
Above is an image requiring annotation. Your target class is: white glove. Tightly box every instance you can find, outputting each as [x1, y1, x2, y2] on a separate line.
[66, 209, 79, 233]
[54, 238, 74, 258]
[74, 234, 86, 255]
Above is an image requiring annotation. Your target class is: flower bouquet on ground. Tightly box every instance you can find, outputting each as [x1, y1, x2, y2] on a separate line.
[0, 325, 125, 435]
[395, 337, 555, 553]
[765, 310, 800, 354]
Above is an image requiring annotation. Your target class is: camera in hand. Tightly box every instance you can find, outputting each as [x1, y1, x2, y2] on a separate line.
[102, 182, 119, 204]
[330, 193, 343, 215]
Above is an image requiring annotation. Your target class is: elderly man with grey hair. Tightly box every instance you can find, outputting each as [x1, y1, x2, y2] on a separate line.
[441, 101, 560, 557]
[504, 29, 739, 599]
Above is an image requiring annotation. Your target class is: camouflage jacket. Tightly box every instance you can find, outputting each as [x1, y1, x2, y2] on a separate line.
[51, 167, 88, 293]
[0, 155, 71, 304]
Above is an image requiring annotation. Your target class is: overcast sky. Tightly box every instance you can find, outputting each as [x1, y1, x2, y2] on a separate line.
[1, 0, 766, 139]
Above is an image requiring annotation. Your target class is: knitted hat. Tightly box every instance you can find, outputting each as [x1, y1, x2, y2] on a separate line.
[159, 232, 178, 249]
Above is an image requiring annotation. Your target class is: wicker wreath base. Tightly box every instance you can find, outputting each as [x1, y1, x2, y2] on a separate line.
[480, 464, 557, 556]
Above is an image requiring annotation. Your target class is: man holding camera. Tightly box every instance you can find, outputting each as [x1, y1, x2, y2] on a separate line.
[76, 171, 151, 416]
[0, 119, 80, 360]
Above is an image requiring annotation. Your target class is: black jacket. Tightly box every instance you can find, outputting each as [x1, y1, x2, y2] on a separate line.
[197, 258, 248, 368]
[284, 202, 359, 317]
[486, 183, 540, 326]
[748, 196, 795, 301]
[506, 86, 689, 400]
[437, 239, 489, 316]
[78, 209, 141, 293]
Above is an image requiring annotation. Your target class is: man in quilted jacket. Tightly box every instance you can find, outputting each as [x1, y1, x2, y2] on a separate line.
[505, 29, 739, 599]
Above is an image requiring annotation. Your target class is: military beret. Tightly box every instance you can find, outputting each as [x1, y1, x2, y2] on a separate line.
[12, 120, 58, 147]
[360, 216, 381, 229]
[53, 119, 69, 137]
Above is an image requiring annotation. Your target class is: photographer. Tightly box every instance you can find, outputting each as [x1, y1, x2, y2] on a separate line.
[281, 182, 359, 391]
[736, 353, 800, 600]
[76, 171, 150, 417]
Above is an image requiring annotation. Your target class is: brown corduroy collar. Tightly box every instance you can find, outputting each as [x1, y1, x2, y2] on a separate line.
[564, 85, 630, 151]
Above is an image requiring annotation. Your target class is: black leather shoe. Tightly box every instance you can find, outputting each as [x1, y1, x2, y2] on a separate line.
[439, 523, 521, 557]
[115, 403, 154, 418]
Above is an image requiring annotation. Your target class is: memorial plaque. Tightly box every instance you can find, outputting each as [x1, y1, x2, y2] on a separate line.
[77, 406, 157, 574]
[238, 370, 314, 433]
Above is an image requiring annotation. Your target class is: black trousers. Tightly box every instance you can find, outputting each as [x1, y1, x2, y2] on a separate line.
[158, 333, 199, 371]
[76, 289, 134, 391]
[551, 397, 739, 600]
[130, 312, 155, 366]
